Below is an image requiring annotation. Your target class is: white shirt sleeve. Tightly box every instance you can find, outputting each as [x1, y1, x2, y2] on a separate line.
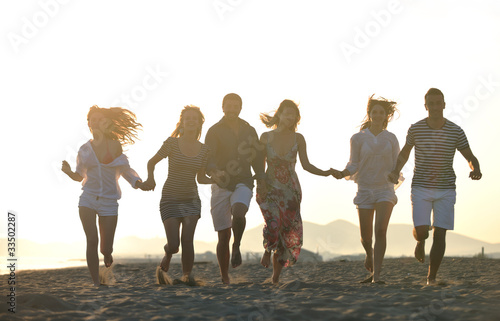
[120, 158, 141, 189]
[345, 134, 360, 177]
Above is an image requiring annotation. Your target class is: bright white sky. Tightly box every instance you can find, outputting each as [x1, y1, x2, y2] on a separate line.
[1, 1, 500, 249]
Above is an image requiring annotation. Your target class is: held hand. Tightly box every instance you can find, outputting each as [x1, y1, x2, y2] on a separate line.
[256, 181, 268, 203]
[141, 178, 156, 191]
[387, 171, 400, 184]
[211, 169, 228, 187]
[330, 168, 344, 180]
[469, 169, 482, 180]
[61, 160, 72, 174]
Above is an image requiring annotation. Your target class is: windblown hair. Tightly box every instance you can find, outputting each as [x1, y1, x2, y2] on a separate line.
[360, 94, 398, 130]
[171, 105, 205, 140]
[425, 88, 445, 101]
[260, 99, 301, 131]
[87, 105, 142, 145]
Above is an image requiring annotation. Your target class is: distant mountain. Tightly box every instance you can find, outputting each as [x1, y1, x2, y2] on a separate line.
[2, 220, 499, 260]
[240, 220, 500, 259]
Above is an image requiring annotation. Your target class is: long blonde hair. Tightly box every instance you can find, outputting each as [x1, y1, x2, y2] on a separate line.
[87, 105, 142, 145]
[171, 105, 205, 140]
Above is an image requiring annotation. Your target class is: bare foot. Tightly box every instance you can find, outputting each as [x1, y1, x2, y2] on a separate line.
[360, 275, 373, 283]
[415, 241, 425, 263]
[272, 275, 280, 285]
[160, 254, 172, 272]
[231, 244, 242, 268]
[261, 251, 271, 268]
[364, 253, 373, 273]
[104, 254, 113, 268]
[156, 266, 172, 285]
[372, 280, 386, 285]
[426, 278, 437, 286]
[221, 275, 230, 284]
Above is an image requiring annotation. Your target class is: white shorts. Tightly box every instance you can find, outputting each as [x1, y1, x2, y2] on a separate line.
[411, 187, 456, 230]
[210, 183, 253, 231]
[78, 192, 119, 217]
[354, 187, 397, 209]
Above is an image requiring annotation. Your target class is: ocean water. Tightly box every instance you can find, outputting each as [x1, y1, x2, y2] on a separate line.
[1, 257, 87, 275]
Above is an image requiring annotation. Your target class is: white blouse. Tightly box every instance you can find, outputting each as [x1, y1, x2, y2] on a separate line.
[75, 141, 141, 199]
[345, 129, 403, 189]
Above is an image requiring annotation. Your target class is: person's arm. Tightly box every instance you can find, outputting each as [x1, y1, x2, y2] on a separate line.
[255, 133, 269, 202]
[459, 147, 482, 180]
[297, 133, 331, 176]
[388, 143, 413, 184]
[61, 160, 83, 182]
[141, 153, 163, 191]
[204, 127, 218, 177]
[332, 134, 358, 180]
[249, 128, 266, 180]
[197, 166, 213, 184]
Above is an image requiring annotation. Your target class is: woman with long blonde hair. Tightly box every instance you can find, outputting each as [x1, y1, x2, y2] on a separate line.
[62, 105, 144, 286]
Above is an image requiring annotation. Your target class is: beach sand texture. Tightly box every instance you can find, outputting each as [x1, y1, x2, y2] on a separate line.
[3, 257, 500, 320]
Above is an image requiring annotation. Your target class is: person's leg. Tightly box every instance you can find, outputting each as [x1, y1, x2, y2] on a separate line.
[231, 202, 248, 268]
[160, 217, 181, 272]
[427, 227, 447, 284]
[358, 208, 375, 274]
[427, 189, 455, 284]
[271, 252, 284, 284]
[411, 187, 432, 263]
[217, 228, 232, 284]
[210, 184, 233, 283]
[79, 206, 100, 286]
[372, 201, 394, 283]
[98, 214, 118, 268]
[261, 250, 271, 268]
[180, 215, 199, 280]
[413, 225, 429, 263]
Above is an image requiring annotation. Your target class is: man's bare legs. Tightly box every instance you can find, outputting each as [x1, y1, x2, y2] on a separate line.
[180, 216, 199, 281]
[215, 202, 248, 284]
[372, 202, 394, 283]
[230, 202, 248, 268]
[413, 225, 429, 263]
[160, 218, 181, 272]
[80, 207, 100, 286]
[358, 209, 375, 276]
[217, 228, 232, 284]
[427, 227, 446, 284]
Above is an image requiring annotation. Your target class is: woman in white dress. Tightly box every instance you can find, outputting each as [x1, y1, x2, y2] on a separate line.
[332, 95, 402, 284]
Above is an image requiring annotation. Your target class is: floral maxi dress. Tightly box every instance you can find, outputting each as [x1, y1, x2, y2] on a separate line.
[257, 133, 303, 267]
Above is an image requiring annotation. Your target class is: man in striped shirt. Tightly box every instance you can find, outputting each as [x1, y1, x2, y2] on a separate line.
[389, 88, 482, 285]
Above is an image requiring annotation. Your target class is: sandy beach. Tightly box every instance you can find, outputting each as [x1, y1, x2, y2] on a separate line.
[3, 257, 500, 320]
